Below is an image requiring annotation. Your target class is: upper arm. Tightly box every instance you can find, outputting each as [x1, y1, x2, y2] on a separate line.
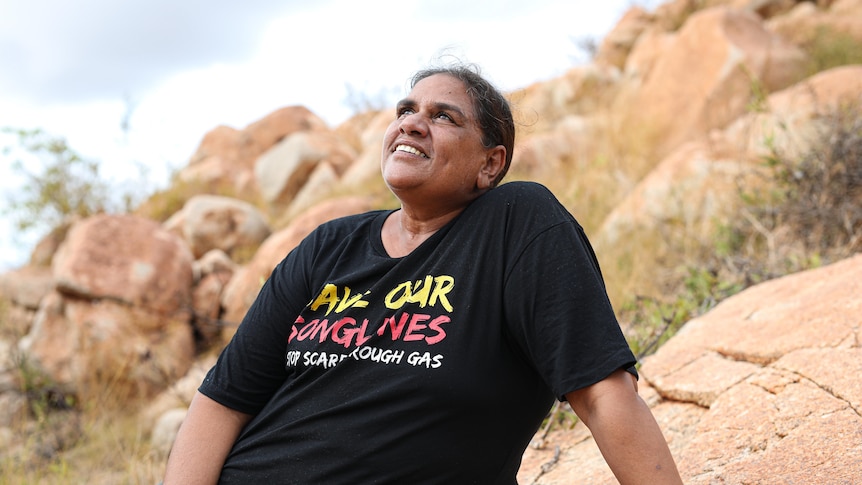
[565, 368, 639, 427]
[163, 392, 253, 484]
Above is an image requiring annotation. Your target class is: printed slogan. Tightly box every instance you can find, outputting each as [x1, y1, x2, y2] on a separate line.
[285, 275, 454, 372]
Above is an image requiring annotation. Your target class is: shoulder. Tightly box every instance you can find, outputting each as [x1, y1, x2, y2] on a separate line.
[310, 210, 389, 237]
[287, 209, 389, 258]
[484, 181, 557, 204]
[470, 181, 577, 228]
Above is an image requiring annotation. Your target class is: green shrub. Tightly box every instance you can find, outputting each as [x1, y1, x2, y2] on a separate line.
[802, 26, 862, 76]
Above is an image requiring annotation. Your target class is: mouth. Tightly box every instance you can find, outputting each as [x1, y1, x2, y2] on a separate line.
[395, 144, 428, 158]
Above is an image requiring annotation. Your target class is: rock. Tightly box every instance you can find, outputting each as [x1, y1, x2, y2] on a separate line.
[191, 270, 233, 347]
[237, 105, 329, 169]
[623, 25, 676, 79]
[767, 0, 862, 45]
[52, 214, 194, 315]
[193, 249, 238, 279]
[28, 224, 70, 267]
[0, 265, 54, 310]
[614, 6, 807, 158]
[285, 161, 340, 218]
[597, 65, 862, 252]
[19, 291, 195, 398]
[164, 195, 271, 260]
[595, 6, 653, 69]
[745, 0, 800, 19]
[596, 136, 756, 246]
[189, 249, 236, 345]
[187, 125, 242, 167]
[338, 110, 393, 187]
[151, 408, 188, 456]
[519, 254, 862, 483]
[254, 130, 356, 207]
[179, 106, 329, 195]
[335, 110, 385, 153]
[512, 65, 620, 133]
[0, 391, 27, 428]
[141, 356, 216, 428]
[642, 254, 862, 482]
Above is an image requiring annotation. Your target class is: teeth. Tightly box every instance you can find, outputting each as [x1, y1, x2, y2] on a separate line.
[395, 144, 428, 158]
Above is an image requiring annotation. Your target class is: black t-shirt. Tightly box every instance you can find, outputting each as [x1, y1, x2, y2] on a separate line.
[199, 181, 636, 484]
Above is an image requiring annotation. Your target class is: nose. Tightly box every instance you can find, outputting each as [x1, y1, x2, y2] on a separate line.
[399, 112, 428, 136]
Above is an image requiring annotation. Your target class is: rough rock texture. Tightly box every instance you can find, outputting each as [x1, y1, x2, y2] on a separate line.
[615, 6, 806, 158]
[597, 65, 862, 249]
[19, 291, 194, 398]
[190, 251, 236, 347]
[163, 195, 272, 259]
[18, 214, 197, 397]
[0, 265, 53, 310]
[518, 254, 862, 484]
[180, 106, 330, 194]
[53, 214, 194, 315]
[254, 130, 356, 206]
[767, 0, 862, 45]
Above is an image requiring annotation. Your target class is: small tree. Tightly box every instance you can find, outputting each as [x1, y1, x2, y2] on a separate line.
[2, 128, 141, 238]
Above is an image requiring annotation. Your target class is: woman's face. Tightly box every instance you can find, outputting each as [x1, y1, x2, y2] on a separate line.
[380, 74, 504, 210]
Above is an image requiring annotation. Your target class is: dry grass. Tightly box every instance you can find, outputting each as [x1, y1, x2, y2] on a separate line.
[1, 406, 164, 485]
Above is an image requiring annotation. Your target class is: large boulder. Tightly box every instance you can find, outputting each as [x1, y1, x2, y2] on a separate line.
[19, 214, 197, 397]
[163, 195, 271, 260]
[19, 291, 194, 398]
[518, 254, 862, 483]
[0, 266, 54, 337]
[766, 0, 862, 45]
[0, 265, 53, 310]
[614, 6, 807, 158]
[254, 130, 356, 207]
[597, 65, 862, 249]
[594, 6, 653, 70]
[178, 106, 330, 195]
[53, 214, 194, 314]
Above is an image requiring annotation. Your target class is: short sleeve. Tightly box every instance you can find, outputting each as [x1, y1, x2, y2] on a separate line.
[503, 221, 636, 400]
[199, 242, 313, 414]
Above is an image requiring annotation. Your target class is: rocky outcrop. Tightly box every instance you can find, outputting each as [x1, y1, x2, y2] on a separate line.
[1, 0, 861, 481]
[518, 254, 862, 484]
[615, 6, 807, 158]
[179, 106, 330, 195]
[597, 65, 862, 250]
[18, 214, 196, 398]
[53, 214, 194, 314]
[163, 194, 272, 259]
[254, 130, 356, 208]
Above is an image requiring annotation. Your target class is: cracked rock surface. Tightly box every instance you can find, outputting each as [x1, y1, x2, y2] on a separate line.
[518, 254, 862, 484]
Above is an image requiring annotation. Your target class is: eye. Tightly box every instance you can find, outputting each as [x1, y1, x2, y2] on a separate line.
[434, 112, 454, 122]
[397, 107, 415, 118]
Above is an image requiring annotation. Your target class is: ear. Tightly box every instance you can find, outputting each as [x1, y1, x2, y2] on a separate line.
[476, 145, 507, 190]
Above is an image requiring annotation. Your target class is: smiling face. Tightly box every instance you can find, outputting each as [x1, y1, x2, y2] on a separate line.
[381, 74, 505, 213]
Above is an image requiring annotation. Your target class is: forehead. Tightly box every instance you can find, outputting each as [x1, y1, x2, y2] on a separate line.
[407, 74, 475, 115]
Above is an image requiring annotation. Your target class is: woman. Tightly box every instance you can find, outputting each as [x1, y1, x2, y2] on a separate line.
[164, 64, 681, 484]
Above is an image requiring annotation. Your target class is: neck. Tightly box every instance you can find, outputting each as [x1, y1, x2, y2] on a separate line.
[381, 205, 464, 258]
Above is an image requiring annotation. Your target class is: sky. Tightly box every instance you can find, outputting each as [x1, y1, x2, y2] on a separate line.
[0, 0, 660, 271]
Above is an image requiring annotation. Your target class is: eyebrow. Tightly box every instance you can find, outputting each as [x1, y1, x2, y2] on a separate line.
[396, 98, 468, 121]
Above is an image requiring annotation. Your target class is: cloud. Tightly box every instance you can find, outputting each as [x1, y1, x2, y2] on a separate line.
[0, 0, 326, 104]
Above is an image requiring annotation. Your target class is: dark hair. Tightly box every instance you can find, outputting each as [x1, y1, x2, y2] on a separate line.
[411, 64, 515, 186]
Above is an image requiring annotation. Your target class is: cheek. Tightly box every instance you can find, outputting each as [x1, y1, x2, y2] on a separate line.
[382, 122, 399, 145]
